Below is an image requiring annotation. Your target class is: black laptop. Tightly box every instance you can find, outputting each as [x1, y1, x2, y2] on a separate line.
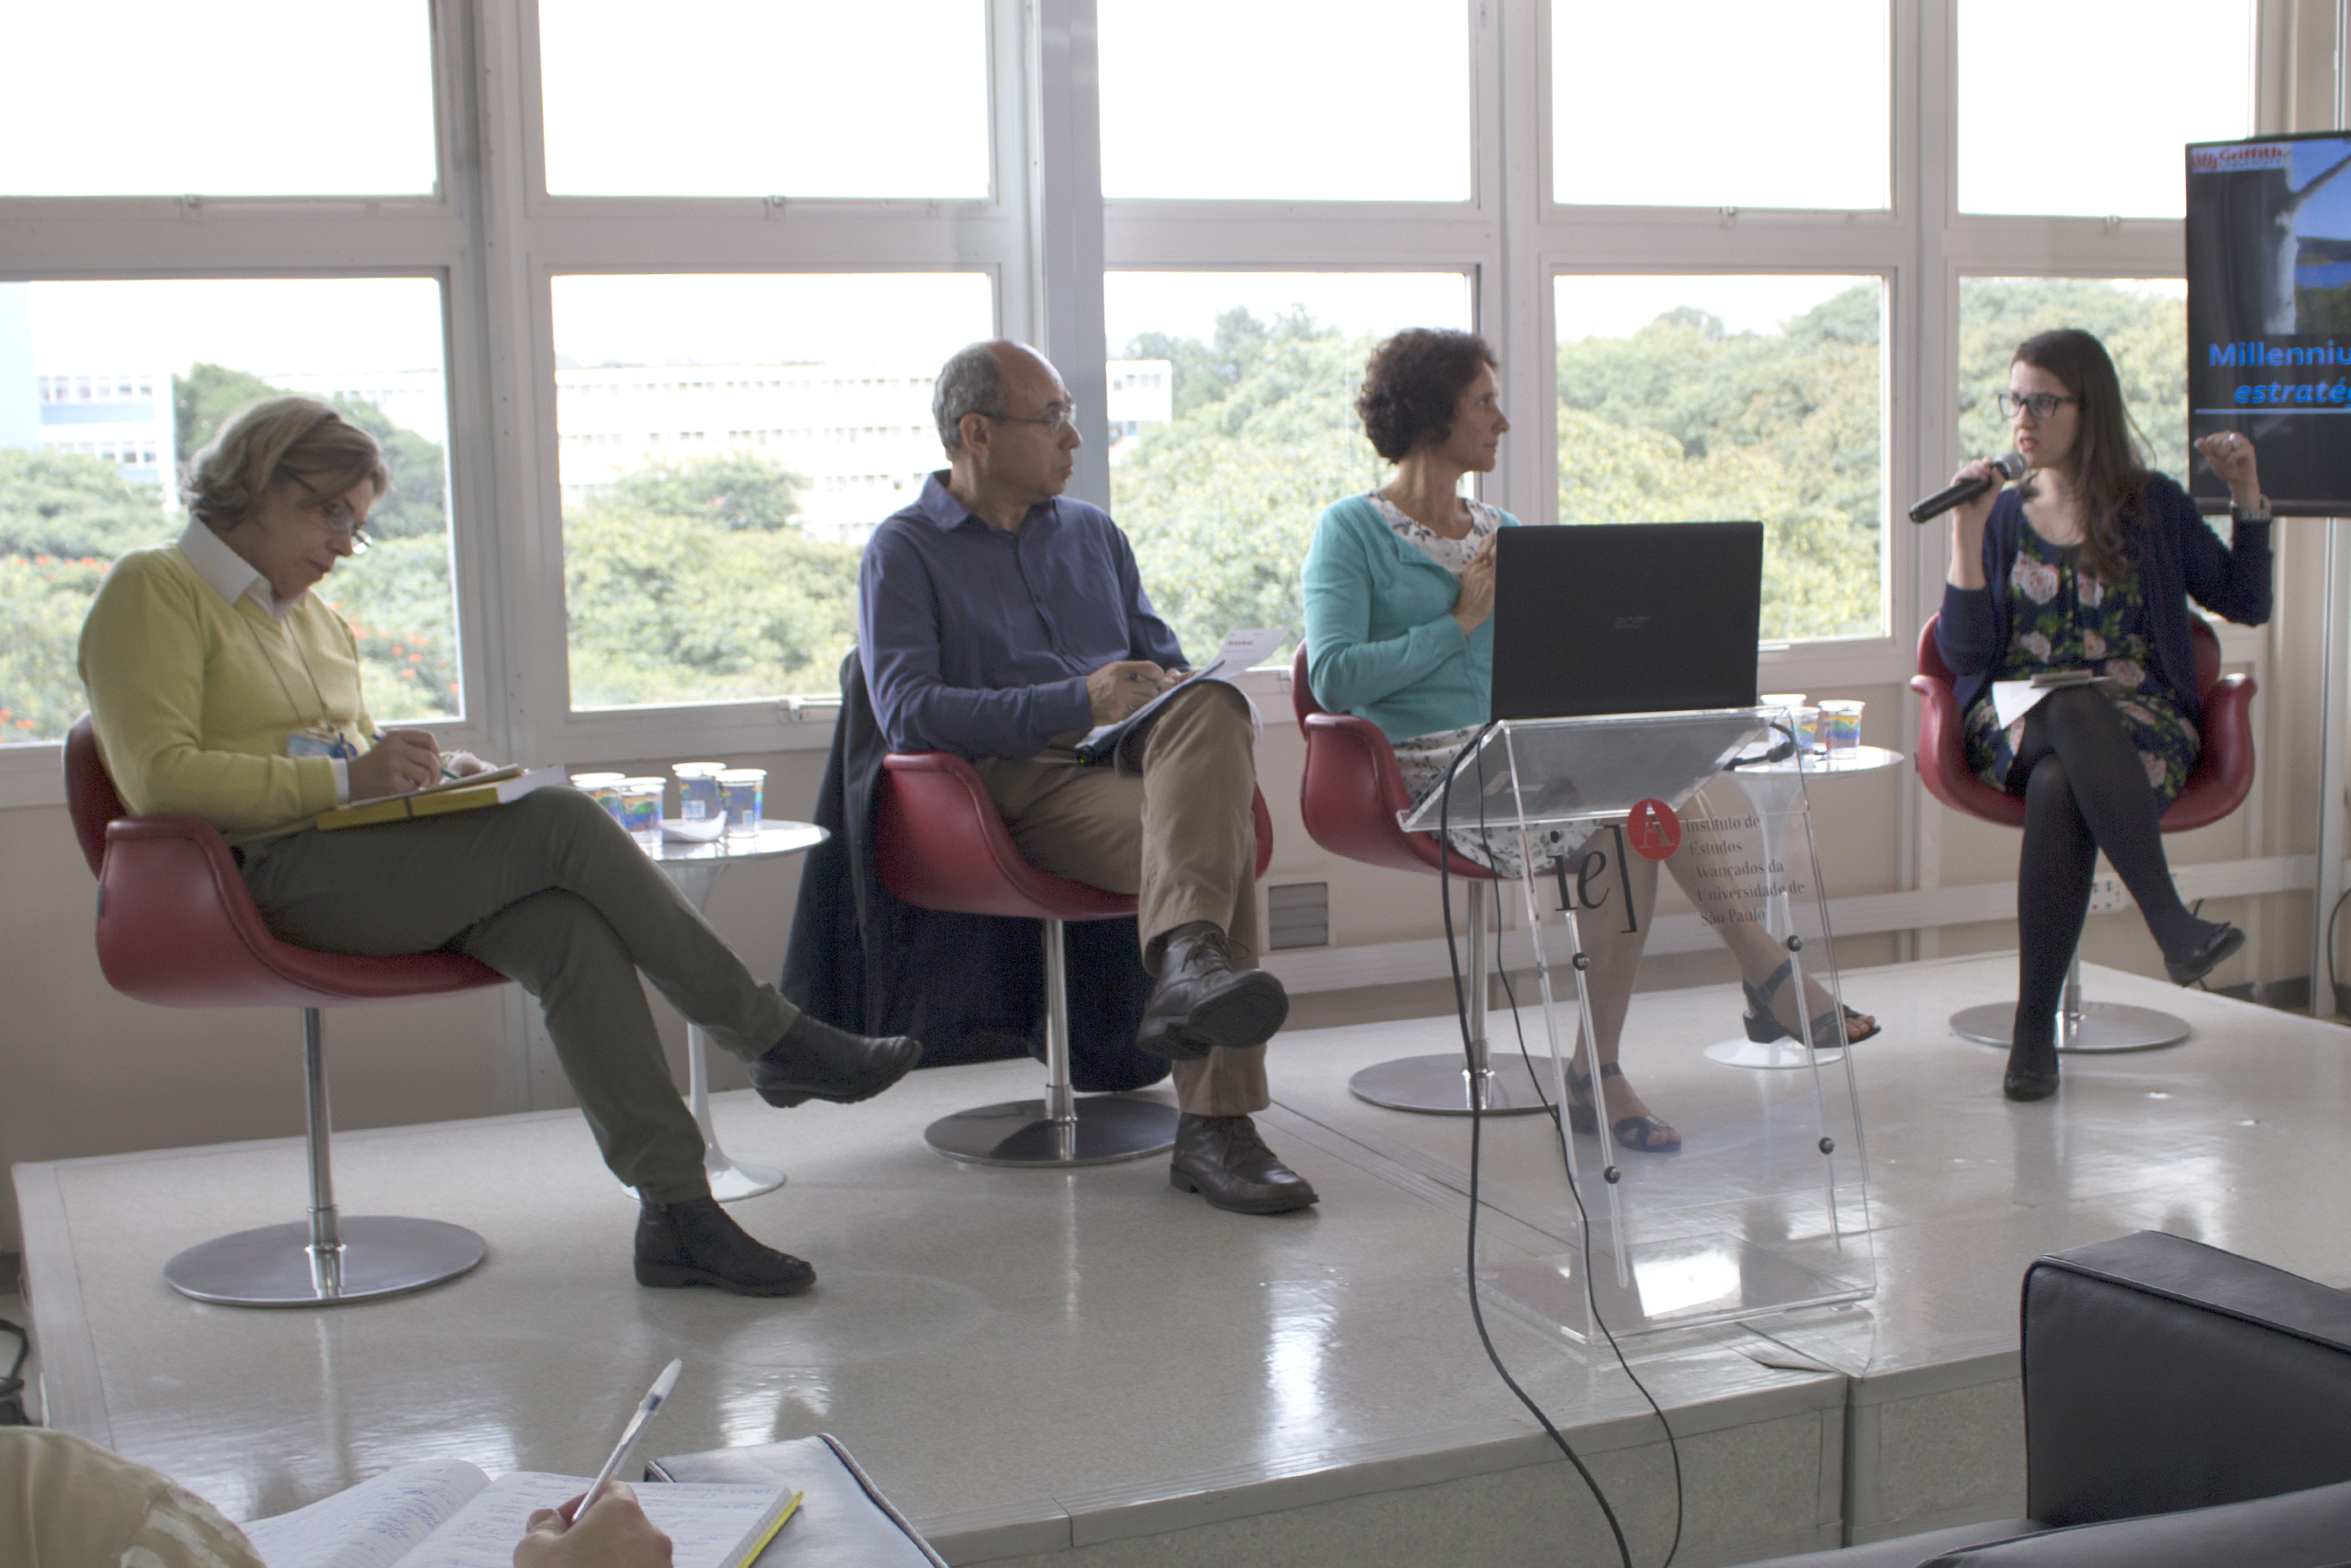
[1487, 521, 1764, 720]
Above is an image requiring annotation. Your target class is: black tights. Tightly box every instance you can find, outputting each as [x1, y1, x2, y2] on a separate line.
[2011, 686, 2204, 1043]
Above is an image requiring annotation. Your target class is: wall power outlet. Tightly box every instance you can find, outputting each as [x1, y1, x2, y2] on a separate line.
[2087, 873, 2132, 915]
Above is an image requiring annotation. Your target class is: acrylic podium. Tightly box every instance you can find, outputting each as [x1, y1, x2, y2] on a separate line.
[1399, 711, 1877, 1340]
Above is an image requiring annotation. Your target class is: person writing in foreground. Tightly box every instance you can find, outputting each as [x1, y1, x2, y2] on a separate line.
[1939, 328, 2272, 1102]
[77, 397, 920, 1295]
[1, 1427, 673, 1568]
[859, 340, 1315, 1214]
[1301, 329, 1878, 1155]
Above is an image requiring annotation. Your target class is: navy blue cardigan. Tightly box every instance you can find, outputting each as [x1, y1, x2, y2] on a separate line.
[1934, 475, 2272, 725]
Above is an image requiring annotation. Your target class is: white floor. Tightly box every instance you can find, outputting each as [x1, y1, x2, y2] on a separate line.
[17, 954, 2351, 1566]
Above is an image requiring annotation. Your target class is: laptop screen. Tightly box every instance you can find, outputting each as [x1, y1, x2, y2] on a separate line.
[1487, 522, 1764, 721]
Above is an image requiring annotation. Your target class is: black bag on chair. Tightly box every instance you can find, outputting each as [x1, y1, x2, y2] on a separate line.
[780, 650, 1166, 1091]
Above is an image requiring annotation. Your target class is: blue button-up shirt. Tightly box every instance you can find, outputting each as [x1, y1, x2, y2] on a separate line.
[859, 472, 1186, 759]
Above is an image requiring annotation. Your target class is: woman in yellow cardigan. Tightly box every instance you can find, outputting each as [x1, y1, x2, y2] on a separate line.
[78, 397, 920, 1295]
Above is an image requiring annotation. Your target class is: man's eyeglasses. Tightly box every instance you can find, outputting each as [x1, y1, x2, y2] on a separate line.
[986, 404, 1079, 435]
[1996, 392, 2081, 421]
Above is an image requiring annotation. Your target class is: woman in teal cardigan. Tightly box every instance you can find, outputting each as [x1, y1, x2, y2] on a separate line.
[1302, 331, 1873, 1153]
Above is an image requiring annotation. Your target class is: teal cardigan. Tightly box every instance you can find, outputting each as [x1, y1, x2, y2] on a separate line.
[1300, 494, 1518, 745]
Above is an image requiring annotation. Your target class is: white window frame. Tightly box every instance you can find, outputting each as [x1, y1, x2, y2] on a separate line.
[0, 0, 2297, 808]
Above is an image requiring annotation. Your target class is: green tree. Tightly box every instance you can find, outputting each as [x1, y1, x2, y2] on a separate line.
[1557, 284, 1886, 640]
[1113, 309, 1386, 660]
[561, 452, 850, 707]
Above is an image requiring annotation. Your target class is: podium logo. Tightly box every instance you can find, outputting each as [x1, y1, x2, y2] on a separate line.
[1628, 797, 1682, 861]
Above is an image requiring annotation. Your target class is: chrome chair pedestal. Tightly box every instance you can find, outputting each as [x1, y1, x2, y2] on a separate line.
[1347, 884, 1550, 1116]
[1950, 954, 2191, 1053]
[163, 1009, 486, 1307]
[924, 918, 1177, 1167]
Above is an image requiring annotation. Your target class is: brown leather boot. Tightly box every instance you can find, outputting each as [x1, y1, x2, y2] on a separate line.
[1135, 922, 1287, 1062]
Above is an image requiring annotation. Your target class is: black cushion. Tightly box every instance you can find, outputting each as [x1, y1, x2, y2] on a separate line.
[1920, 1476, 2351, 1567]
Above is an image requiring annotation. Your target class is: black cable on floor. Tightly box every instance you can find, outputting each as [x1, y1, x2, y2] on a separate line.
[1433, 726, 1680, 1568]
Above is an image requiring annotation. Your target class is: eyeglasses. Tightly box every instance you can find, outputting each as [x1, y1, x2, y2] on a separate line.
[986, 403, 1079, 435]
[309, 494, 372, 550]
[1997, 392, 2081, 421]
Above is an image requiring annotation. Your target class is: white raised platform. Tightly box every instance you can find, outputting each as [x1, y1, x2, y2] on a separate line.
[16, 954, 2351, 1564]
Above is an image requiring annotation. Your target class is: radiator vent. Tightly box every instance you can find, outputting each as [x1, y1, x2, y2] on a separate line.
[1267, 882, 1329, 950]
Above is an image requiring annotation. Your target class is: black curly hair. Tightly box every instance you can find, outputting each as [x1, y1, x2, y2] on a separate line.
[1357, 329, 1498, 462]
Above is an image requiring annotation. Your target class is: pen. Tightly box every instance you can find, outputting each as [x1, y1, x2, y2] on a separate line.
[570, 1358, 683, 1521]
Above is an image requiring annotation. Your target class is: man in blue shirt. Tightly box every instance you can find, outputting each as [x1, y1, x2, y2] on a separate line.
[859, 340, 1315, 1214]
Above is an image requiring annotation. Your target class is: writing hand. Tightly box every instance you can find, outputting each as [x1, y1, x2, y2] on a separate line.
[516, 1484, 673, 1568]
[441, 750, 496, 778]
[1086, 660, 1170, 724]
[348, 729, 442, 798]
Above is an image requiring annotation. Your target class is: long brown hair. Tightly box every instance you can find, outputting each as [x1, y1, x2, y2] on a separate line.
[2013, 328, 2149, 584]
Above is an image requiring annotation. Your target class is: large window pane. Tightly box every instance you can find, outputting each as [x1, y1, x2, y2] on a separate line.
[1957, 278, 2188, 485]
[0, 4, 435, 197]
[551, 272, 993, 710]
[1551, 1, 1887, 211]
[0, 278, 458, 746]
[1555, 276, 1886, 642]
[1099, 3, 1468, 201]
[539, 2, 989, 199]
[1104, 271, 1473, 661]
[1957, 1, 2251, 218]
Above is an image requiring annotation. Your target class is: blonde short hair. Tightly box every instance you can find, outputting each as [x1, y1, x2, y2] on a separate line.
[183, 396, 390, 532]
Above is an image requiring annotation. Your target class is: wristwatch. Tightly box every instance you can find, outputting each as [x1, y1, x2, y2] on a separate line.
[2231, 495, 2273, 522]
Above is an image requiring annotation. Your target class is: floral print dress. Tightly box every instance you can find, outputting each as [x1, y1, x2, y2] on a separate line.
[1961, 526, 2199, 805]
[1375, 492, 1597, 878]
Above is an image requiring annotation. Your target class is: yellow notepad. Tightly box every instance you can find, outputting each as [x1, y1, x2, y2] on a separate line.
[315, 765, 565, 831]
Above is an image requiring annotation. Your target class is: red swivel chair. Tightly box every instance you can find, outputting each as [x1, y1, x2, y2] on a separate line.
[64, 716, 503, 1306]
[1911, 615, 2255, 1051]
[1292, 646, 1547, 1115]
[877, 752, 1274, 1167]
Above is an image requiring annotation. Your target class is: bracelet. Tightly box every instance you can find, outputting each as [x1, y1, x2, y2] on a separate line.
[2232, 495, 2272, 522]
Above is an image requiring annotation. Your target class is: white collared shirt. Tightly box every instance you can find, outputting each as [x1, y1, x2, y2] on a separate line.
[175, 522, 352, 801]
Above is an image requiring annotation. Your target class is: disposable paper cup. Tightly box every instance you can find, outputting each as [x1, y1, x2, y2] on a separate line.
[673, 761, 727, 822]
[1758, 693, 1814, 751]
[620, 777, 666, 847]
[719, 768, 766, 836]
[1820, 700, 1864, 755]
[570, 773, 627, 828]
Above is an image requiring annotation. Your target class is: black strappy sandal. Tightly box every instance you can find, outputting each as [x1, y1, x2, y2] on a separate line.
[1567, 1063, 1682, 1154]
[1742, 959, 1876, 1048]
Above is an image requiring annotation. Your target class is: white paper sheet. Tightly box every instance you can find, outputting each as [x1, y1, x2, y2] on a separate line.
[240, 1460, 491, 1568]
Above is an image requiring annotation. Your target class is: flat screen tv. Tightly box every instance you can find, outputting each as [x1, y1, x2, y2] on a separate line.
[2185, 130, 2351, 515]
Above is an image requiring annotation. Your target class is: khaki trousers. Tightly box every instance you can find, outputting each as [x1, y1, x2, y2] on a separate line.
[238, 787, 796, 1203]
[974, 681, 1269, 1116]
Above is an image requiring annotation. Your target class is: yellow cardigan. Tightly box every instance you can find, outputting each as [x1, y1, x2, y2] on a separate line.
[78, 542, 374, 841]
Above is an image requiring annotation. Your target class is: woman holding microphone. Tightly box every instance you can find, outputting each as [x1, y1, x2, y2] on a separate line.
[1938, 328, 2273, 1102]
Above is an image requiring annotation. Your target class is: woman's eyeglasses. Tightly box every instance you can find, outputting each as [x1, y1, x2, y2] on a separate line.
[1997, 392, 2081, 421]
[310, 495, 372, 551]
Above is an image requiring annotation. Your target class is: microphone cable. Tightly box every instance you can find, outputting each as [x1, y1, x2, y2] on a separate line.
[1435, 727, 1685, 1568]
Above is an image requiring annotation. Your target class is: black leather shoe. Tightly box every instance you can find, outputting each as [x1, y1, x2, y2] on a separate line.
[1169, 1113, 1318, 1213]
[634, 1196, 815, 1296]
[2164, 921, 2246, 987]
[750, 1013, 921, 1107]
[2003, 1029, 2059, 1103]
[1136, 924, 1288, 1062]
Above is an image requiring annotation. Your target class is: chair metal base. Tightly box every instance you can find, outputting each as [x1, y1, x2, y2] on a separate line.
[1950, 1000, 2191, 1053]
[163, 1215, 487, 1307]
[1703, 1036, 1846, 1070]
[1348, 1052, 1555, 1116]
[925, 1095, 1178, 1168]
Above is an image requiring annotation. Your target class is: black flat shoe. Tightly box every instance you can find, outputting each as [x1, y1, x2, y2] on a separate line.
[1136, 924, 1288, 1062]
[634, 1196, 815, 1296]
[2003, 1029, 2058, 1103]
[1742, 959, 1878, 1048]
[751, 1013, 922, 1107]
[2164, 921, 2246, 987]
[1169, 1113, 1318, 1213]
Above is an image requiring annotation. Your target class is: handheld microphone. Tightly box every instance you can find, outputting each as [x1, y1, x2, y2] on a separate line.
[1908, 451, 2027, 524]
